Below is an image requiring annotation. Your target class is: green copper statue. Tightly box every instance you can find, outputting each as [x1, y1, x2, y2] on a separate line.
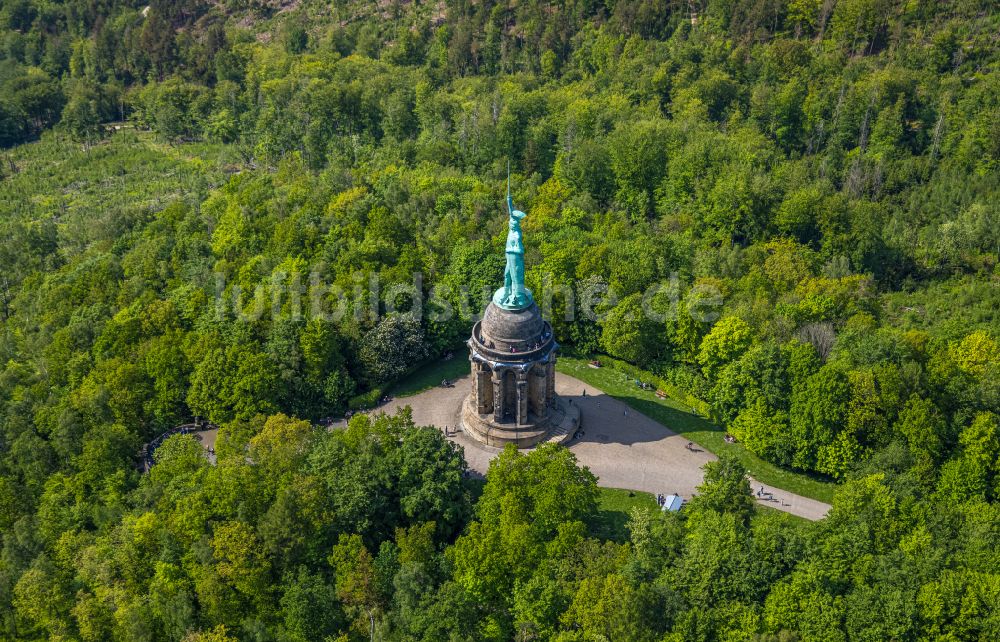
[493, 170, 534, 309]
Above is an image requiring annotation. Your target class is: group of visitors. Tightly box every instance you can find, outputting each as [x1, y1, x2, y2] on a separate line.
[656, 493, 679, 508]
[493, 331, 550, 354]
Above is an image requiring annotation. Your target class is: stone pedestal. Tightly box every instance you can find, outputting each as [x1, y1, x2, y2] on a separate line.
[461, 302, 580, 448]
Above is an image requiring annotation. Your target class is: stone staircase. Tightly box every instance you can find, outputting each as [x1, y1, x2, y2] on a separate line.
[544, 399, 580, 445]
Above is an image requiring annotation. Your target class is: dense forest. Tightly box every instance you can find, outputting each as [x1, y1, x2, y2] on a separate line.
[0, 0, 998, 639]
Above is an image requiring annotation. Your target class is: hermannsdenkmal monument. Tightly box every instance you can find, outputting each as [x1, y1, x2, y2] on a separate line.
[461, 176, 581, 448]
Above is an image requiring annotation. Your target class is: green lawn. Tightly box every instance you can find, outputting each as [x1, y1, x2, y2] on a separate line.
[557, 356, 836, 504]
[591, 487, 659, 541]
[389, 354, 471, 398]
[592, 488, 813, 540]
[755, 503, 815, 528]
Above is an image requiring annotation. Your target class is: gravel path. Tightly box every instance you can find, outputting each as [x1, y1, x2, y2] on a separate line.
[375, 372, 832, 521]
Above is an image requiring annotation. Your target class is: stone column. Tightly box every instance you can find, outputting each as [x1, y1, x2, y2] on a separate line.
[531, 365, 548, 419]
[492, 371, 504, 423]
[516, 372, 529, 426]
[470, 357, 479, 404]
[546, 355, 556, 405]
[476, 363, 492, 414]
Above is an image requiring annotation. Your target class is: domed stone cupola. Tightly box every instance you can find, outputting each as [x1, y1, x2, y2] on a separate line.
[461, 175, 580, 448]
[479, 300, 548, 353]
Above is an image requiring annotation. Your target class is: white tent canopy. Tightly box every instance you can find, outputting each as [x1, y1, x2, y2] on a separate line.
[661, 494, 683, 512]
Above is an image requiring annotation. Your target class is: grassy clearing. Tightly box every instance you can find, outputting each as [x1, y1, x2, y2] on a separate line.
[3, 129, 235, 211]
[348, 351, 470, 410]
[591, 487, 659, 541]
[389, 354, 471, 398]
[557, 356, 836, 504]
[755, 503, 815, 528]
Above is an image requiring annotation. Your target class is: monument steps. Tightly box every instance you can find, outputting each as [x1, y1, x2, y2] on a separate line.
[544, 423, 572, 445]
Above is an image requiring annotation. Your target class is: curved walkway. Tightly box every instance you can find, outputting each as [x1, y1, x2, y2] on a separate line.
[379, 372, 832, 521]
[141, 423, 219, 470]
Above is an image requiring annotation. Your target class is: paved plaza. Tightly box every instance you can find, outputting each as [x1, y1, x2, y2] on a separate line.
[377, 372, 832, 521]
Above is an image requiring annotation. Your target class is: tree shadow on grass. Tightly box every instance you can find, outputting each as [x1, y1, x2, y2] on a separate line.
[588, 488, 659, 542]
[588, 509, 629, 544]
[562, 390, 722, 447]
[589, 508, 634, 542]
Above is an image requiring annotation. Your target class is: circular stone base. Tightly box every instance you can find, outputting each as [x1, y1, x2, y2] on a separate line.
[461, 395, 581, 449]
